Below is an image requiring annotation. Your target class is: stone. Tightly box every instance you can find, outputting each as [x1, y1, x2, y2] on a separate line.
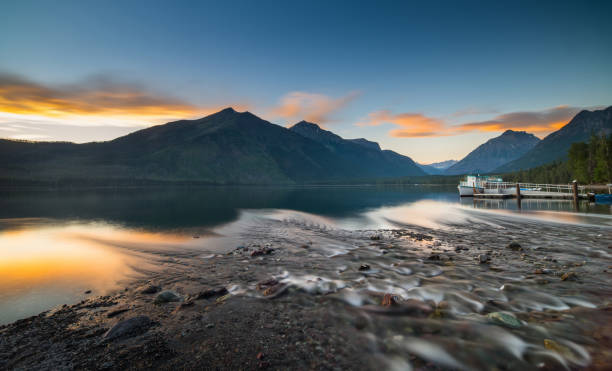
[487, 312, 521, 328]
[358, 264, 371, 271]
[262, 284, 286, 297]
[102, 316, 153, 341]
[478, 254, 490, 264]
[251, 247, 274, 257]
[84, 290, 92, 294]
[506, 241, 523, 251]
[561, 272, 577, 281]
[381, 293, 399, 307]
[154, 290, 181, 304]
[141, 285, 161, 294]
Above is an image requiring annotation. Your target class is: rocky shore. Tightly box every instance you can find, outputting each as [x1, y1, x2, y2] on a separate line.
[1, 210, 611, 370]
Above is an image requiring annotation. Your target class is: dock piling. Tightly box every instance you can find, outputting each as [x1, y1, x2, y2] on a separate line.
[516, 183, 522, 209]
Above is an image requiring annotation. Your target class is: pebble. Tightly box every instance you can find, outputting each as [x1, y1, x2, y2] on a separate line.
[478, 254, 490, 264]
[154, 290, 181, 304]
[561, 272, 578, 281]
[487, 312, 521, 328]
[506, 241, 523, 251]
[358, 264, 371, 271]
[102, 316, 153, 341]
[381, 293, 399, 307]
[141, 285, 161, 294]
[251, 247, 274, 257]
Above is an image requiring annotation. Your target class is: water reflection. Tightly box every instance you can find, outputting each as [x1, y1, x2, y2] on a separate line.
[0, 219, 199, 324]
[0, 186, 610, 325]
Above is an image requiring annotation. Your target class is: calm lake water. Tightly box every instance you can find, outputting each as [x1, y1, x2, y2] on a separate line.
[1, 185, 611, 325]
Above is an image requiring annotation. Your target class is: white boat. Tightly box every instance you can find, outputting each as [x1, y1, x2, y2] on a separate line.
[457, 175, 503, 197]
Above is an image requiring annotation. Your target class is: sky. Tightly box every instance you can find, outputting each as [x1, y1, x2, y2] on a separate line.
[0, 0, 611, 163]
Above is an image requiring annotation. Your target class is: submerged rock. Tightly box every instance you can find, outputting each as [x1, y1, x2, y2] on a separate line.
[544, 339, 574, 358]
[381, 293, 399, 307]
[154, 291, 181, 304]
[103, 316, 153, 341]
[487, 312, 522, 328]
[561, 272, 578, 281]
[358, 264, 371, 271]
[506, 241, 523, 251]
[478, 254, 490, 264]
[251, 247, 274, 257]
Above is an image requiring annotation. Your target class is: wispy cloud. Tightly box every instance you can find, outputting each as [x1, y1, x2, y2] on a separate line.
[0, 73, 247, 123]
[358, 105, 588, 138]
[270, 91, 360, 124]
[357, 110, 446, 137]
[455, 105, 583, 134]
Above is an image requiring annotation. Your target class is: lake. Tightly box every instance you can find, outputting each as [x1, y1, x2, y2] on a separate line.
[1, 185, 610, 325]
[1, 185, 611, 370]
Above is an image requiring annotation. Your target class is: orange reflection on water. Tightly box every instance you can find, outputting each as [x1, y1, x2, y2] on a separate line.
[0, 220, 192, 295]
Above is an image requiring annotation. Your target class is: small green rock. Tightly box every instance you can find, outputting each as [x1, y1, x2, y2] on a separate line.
[154, 290, 181, 304]
[487, 312, 522, 328]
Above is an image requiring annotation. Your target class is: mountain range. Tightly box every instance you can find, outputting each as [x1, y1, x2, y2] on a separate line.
[0, 108, 425, 185]
[494, 106, 612, 172]
[418, 106, 611, 176]
[1, 105, 610, 185]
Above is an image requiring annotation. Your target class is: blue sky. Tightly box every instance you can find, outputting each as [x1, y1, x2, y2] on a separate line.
[1, 0, 611, 162]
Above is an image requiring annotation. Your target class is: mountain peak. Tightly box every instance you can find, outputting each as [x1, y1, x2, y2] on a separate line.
[445, 129, 540, 175]
[291, 120, 321, 129]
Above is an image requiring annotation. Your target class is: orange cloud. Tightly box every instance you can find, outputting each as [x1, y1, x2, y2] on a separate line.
[0, 73, 246, 121]
[358, 106, 587, 138]
[271, 91, 359, 124]
[357, 110, 446, 137]
[455, 106, 582, 135]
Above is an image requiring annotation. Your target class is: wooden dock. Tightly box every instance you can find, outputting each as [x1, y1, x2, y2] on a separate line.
[473, 193, 585, 200]
[470, 181, 589, 201]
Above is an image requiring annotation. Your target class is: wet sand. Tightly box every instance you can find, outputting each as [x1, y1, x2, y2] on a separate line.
[1, 209, 611, 370]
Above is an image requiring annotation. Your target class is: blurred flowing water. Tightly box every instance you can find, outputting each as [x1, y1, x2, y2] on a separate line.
[1, 186, 611, 369]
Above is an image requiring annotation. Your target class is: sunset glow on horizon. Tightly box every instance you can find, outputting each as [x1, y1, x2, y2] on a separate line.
[1, 1, 611, 162]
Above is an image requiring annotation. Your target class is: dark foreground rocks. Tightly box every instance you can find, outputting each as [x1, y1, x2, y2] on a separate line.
[0, 293, 370, 370]
[1, 215, 611, 370]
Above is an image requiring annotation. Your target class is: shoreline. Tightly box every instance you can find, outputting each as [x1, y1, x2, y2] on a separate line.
[1, 211, 611, 370]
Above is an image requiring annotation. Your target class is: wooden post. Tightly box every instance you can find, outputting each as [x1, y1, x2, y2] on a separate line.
[572, 180, 578, 203]
[516, 183, 521, 209]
